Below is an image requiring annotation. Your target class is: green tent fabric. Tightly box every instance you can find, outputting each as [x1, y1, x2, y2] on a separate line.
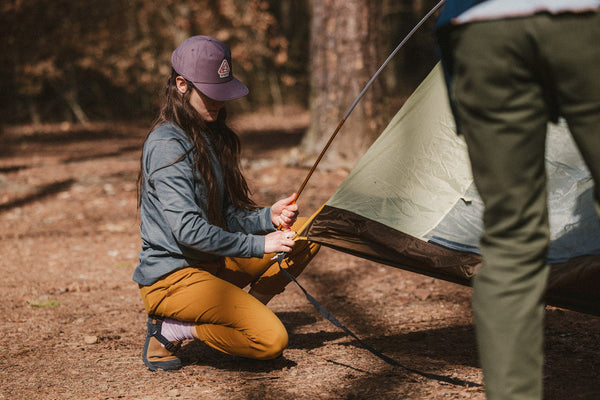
[301, 63, 600, 316]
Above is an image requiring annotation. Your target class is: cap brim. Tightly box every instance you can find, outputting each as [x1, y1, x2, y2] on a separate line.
[193, 77, 249, 102]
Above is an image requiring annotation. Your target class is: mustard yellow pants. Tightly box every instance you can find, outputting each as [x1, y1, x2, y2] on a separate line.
[140, 218, 320, 360]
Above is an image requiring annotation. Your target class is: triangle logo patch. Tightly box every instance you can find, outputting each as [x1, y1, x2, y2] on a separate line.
[218, 59, 230, 78]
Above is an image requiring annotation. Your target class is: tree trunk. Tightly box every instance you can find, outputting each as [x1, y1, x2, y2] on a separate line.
[300, 0, 385, 170]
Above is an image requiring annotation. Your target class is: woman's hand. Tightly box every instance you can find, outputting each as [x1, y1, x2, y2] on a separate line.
[264, 229, 296, 254]
[270, 193, 299, 229]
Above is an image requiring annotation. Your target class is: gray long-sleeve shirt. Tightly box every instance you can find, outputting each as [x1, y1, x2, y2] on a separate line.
[133, 122, 275, 286]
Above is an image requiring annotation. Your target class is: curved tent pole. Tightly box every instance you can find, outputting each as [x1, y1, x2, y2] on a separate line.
[292, 0, 447, 203]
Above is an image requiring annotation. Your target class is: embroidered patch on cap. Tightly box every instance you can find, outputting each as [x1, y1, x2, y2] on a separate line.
[218, 59, 230, 78]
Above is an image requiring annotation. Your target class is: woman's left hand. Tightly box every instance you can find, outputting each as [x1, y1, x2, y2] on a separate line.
[271, 193, 299, 229]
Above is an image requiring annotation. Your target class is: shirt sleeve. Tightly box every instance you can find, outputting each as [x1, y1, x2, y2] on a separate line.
[223, 201, 276, 235]
[145, 137, 265, 259]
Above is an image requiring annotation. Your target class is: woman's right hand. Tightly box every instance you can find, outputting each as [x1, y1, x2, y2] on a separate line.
[264, 229, 296, 254]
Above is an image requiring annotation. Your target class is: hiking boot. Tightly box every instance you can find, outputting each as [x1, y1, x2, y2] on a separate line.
[142, 316, 182, 371]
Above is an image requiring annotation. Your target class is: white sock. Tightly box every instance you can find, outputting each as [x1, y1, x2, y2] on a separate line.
[160, 318, 195, 343]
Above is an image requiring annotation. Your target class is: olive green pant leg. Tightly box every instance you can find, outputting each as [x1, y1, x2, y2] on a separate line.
[452, 13, 600, 400]
[545, 12, 600, 220]
[452, 20, 551, 400]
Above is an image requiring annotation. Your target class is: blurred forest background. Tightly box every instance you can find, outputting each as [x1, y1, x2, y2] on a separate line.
[1, 0, 440, 159]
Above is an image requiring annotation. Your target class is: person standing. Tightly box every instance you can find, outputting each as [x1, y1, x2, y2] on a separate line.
[436, 2, 600, 399]
[134, 35, 320, 371]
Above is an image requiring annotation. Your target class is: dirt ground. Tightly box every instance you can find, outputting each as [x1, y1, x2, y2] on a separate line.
[1, 109, 599, 400]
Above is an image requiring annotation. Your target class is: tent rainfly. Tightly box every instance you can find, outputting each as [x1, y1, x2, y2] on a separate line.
[300, 63, 600, 316]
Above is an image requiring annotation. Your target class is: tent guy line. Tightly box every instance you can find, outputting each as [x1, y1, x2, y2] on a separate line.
[277, 258, 482, 388]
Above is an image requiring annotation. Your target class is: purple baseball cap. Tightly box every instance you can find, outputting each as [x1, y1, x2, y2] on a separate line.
[171, 36, 249, 102]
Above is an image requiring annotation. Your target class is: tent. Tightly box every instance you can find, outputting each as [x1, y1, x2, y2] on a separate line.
[300, 63, 600, 316]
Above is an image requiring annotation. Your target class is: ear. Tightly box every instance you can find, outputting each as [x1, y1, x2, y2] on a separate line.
[175, 76, 188, 94]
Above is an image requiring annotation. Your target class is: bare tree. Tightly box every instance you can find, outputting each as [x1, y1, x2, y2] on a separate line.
[300, 0, 386, 170]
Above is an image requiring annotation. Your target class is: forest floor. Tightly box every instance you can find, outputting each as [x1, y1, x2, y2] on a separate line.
[1, 108, 599, 399]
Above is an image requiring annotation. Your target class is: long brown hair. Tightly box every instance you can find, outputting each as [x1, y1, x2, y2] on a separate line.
[138, 69, 257, 228]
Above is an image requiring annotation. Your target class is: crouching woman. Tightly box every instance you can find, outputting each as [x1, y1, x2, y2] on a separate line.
[134, 36, 319, 371]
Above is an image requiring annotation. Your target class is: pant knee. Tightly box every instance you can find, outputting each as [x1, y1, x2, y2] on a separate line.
[254, 327, 288, 360]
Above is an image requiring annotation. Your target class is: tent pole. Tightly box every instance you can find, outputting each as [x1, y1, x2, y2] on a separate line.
[292, 0, 446, 203]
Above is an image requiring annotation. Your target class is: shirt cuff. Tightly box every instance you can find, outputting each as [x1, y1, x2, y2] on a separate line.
[261, 207, 277, 232]
[249, 234, 266, 258]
